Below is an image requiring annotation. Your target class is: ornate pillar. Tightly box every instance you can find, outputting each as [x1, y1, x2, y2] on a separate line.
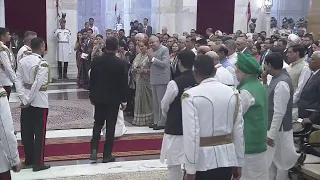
[264, 4, 272, 37]
[46, 0, 78, 79]
[308, 0, 320, 40]
[0, 0, 5, 27]
[158, 0, 177, 34]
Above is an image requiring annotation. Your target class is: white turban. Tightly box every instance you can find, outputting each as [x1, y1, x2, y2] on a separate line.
[288, 34, 300, 44]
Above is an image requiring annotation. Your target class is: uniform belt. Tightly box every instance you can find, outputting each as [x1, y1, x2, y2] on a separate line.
[24, 83, 47, 91]
[0, 91, 7, 97]
[58, 41, 69, 43]
[200, 134, 232, 147]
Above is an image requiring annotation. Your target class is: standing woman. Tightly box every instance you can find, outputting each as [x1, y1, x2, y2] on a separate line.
[74, 32, 82, 71]
[117, 41, 132, 63]
[132, 40, 153, 126]
[252, 43, 262, 62]
[76, 31, 86, 88]
[169, 42, 179, 64]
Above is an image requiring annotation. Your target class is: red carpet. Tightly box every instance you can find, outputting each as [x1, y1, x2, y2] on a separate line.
[18, 134, 163, 162]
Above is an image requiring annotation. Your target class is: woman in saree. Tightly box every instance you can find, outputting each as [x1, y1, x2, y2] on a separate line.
[131, 40, 153, 126]
[74, 31, 85, 87]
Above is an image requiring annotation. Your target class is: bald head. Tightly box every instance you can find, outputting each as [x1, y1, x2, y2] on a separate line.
[205, 51, 220, 65]
[162, 26, 168, 34]
[197, 46, 211, 56]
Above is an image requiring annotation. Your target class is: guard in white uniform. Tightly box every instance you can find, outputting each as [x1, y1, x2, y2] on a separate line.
[0, 28, 17, 99]
[182, 55, 244, 180]
[16, 31, 37, 63]
[160, 50, 197, 180]
[0, 88, 21, 179]
[54, 17, 72, 79]
[15, 37, 51, 172]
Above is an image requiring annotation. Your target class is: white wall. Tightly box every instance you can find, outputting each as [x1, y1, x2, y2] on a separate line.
[46, 0, 78, 79]
[233, 0, 265, 33]
[0, 0, 5, 27]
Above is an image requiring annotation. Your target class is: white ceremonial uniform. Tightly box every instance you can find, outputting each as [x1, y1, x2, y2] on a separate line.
[16, 45, 32, 63]
[0, 88, 20, 174]
[15, 53, 50, 108]
[182, 77, 244, 174]
[266, 81, 299, 180]
[0, 42, 17, 87]
[160, 80, 184, 180]
[214, 64, 234, 85]
[54, 28, 72, 62]
[240, 90, 269, 180]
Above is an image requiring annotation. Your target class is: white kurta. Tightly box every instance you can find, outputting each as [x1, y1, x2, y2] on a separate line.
[160, 80, 184, 166]
[98, 106, 127, 138]
[228, 52, 238, 66]
[214, 64, 235, 86]
[182, 78, 244, 174]
[240, 89, 269, 180]
[266, 81, 299, 179]
[54, 28, 72, 62]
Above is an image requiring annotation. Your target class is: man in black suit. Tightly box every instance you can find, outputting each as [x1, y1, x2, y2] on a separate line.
[10, 32, 23, 58]
[81, 30, 93, 89]
[143, 18, 152, 37]
[89, 37, 129, 163]
[302, 33, 314, 62]
[298, 51, 320, 125]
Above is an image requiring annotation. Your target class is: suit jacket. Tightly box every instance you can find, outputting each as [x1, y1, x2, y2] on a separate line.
[144, 25, 152, 37]
[83, 38, 93, 60]
[242, 47, 252, 55]
[10, 39, 23, 55]
[150, 45, 171, 85]
[89, 52, 129, 105]
[297, 70, 320, 125]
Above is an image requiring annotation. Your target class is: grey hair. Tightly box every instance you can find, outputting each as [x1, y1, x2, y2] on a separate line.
[135, 33, 145, 40]
[313, 51, 320, 58]
[178, 36, 186, 41]
[224, 39, 237, 50]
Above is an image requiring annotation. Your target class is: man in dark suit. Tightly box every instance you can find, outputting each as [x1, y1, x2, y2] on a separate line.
[10, 32, 23, 58]
[143, 18, 152, 37]
[302, 33, 314, 63]
[298, 51, 320, 125]
[235, 37, 252, 55]
[89, 37, 129, 163]
[81, 30, 93, 89]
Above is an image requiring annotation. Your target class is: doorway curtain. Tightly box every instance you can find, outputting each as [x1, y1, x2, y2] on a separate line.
[4, 0, 47, 41]
[196, 0, 235, 35]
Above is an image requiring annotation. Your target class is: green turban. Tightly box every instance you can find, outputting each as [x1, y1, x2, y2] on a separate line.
[237, 53, 263, 74]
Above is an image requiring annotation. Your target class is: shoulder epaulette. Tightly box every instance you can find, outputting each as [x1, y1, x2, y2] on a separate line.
[40, 63, 49, 67]
[181, 93, 190, 100]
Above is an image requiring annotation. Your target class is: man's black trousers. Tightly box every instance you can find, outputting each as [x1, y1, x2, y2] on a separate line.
[21, 106, 48, 166]
[91, 103, 119, 158]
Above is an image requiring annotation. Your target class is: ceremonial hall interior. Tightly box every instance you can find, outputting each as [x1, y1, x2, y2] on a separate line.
[1, 0, 320, 179]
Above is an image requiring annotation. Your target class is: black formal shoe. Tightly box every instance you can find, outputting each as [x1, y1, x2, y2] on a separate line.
[32, 164, 51, 172]
[22, 161, 33, 169]
[63, 76, 69, 79]
[102, 155, 115, 163]
[90, 149, 98, 162]
[149, 124, 155, 128]
[58, 76, 62, 80]
[153, 125, 165, 130]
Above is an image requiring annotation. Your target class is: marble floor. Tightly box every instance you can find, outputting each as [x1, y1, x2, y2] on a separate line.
[9, 81, 167, 179]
